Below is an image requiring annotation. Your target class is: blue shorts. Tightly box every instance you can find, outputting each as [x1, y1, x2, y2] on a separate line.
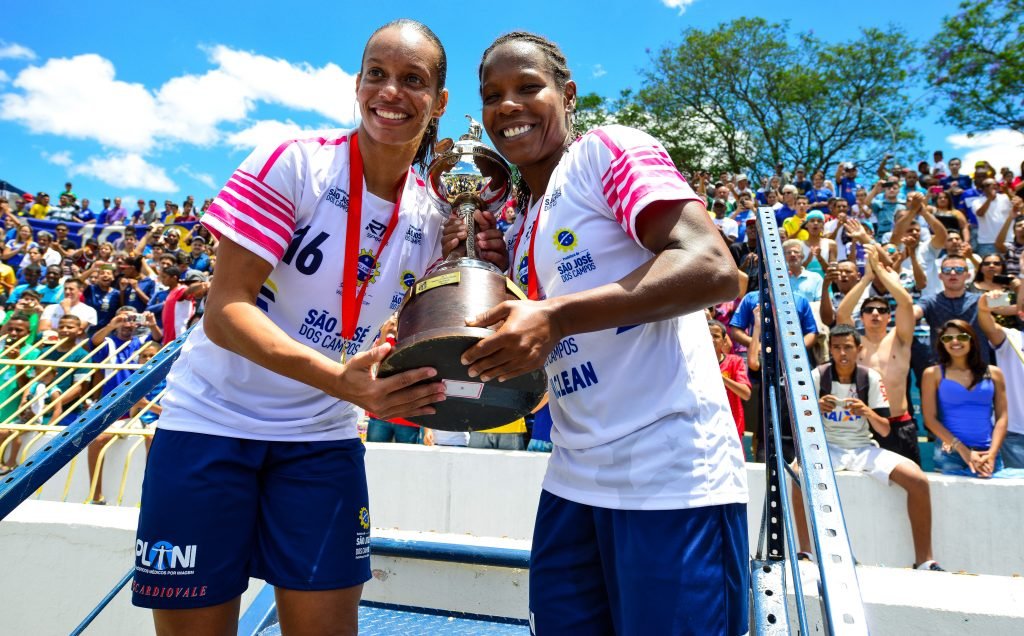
[132, 429, 371, 609]
[529, 491, 749, 636]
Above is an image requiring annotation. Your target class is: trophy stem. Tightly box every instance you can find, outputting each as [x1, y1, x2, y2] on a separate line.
[457, 202, 477, 260]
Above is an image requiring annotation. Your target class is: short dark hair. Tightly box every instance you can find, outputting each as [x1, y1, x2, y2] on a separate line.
[707, 320, 729, 337]
[860, 296, 891, 313]
[829, 324, 861, 346]
[58, 314, 83, 327]
[163, 265, 181, 279]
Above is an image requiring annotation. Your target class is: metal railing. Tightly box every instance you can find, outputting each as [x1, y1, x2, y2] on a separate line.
[750, 208, 868, 634]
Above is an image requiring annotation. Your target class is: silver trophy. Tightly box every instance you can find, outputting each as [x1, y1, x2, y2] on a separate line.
[426, 115, 513, 264]
[377, 116, 546, 431]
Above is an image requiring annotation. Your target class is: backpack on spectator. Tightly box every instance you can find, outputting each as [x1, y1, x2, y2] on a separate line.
[816, 363, 870, 404]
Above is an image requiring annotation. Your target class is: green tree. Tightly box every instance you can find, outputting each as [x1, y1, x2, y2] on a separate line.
[926, 0, 1024, 136]
[575, 18, 923, 180]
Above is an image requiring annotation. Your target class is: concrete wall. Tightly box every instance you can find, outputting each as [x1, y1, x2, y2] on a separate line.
[2, 442, 1023, 634]
[365, 444, 1024, 576]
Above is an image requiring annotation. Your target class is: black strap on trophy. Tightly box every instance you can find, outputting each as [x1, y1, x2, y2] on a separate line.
[377, 116, 547, 432]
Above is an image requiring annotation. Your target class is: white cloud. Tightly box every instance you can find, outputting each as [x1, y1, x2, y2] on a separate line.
[0, 46, 357, 153]
[660, 0, 698, 13]
[946, 129, 1024, 174]
[0, 42, 36, 60]
[70, 154, 179, 193]
[175, 165, 218, 190]
[225, 119, 322, 151]
[0, 70, 8, 85]
[43, 150, 73, 167]
[592, 64, 607, 78]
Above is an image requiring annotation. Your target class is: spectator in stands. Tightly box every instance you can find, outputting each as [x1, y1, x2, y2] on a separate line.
[117, 256, 155, 314]
[83, 263, 121, 331]
[53, 223, 75, 251]
[793, 324, 942, 571]
[78, 198, 95, 223]
[18, 361, 62, 425]
[801, 211, 836, 277]
[711, 198, 738, 246]
[38, 266, 63, 305]
[921, 320, 1008, 478]
[160, 269, 207, 344]
[129, 341, 165, 452]
[96, 198, 111, 224]
[3, 224, 36, 266]
[792, 166, 812, 194]
[35, 232, 62, 268]
[819, 260, 862, 328]
[8, 265, 44, 306]
[807, 171, 833, 212]
[469, 418, 527, 450]
[869, 178, 906, 237]
[186, 236, 212, 271]
[709, 320, 750, 438]
[40, 314, 91, 424]
[0, 313, 40, 474]
[87, 307, 160, 504]
[838, 246, 920, 464]
[39, 278, 97, 331]
[835, 162, 863, 207]
[784, 239, 823, 305]
[975, 292, 1024, 468]
[48, 194, 77, 223]
[970, 253, 1019, 328]
[781, 195, 810, 240]
[28, 193, 51, 219]
[0, 255, 15, 303]
[775, 185, 799, 225]
[131, 200, 146, 224]
[107, 197, 128, 225]
[914, 255, 990, 363]
[994, 200, 1024, 277]
[12, 194, 32, 216]
[970, 177, 1012, 257]
[145, 265, 179, 328]
[734, 288, 819, 461]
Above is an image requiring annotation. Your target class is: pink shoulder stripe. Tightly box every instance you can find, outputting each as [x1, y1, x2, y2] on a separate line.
[254, 134, 350, 181]
[205, 203, 287, 261]
[226, 176, 293, 227]
[588, 129, 623, 157]
[235, 170, 294, 213]
[213, 191, 293, 246]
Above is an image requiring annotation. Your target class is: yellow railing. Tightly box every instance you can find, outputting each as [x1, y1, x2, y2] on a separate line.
[0, 338, 161, 506]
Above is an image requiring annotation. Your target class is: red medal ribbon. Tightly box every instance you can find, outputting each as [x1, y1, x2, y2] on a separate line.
[340, 132, 405, 355]
[509, 199, 542, 300]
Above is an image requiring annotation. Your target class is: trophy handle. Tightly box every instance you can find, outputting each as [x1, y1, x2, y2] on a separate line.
[456, 202, 477, 260]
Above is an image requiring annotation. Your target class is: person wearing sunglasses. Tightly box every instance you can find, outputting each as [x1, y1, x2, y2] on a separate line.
[970, 253, 1020, 329]
[921, 320, 1010, 478]
[837, 245, 920, 464]
[914, 255, 993, 366]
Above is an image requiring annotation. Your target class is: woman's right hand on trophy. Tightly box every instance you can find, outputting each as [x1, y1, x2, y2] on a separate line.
[441, 208, 509, 271]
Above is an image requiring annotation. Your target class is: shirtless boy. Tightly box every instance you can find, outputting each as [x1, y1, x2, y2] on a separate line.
[837, 244, 920, 463]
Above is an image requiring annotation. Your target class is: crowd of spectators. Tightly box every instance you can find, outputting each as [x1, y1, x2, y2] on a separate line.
[0, 183, 215, 501]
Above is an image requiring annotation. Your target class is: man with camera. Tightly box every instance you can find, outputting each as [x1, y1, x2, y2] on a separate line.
[86, 307, 161, 504]
[790, 323, 943, 571]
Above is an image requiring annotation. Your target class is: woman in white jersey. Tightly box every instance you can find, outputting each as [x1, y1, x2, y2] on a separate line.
[461, 33, 750, 635]
[132, 20, 449, 635]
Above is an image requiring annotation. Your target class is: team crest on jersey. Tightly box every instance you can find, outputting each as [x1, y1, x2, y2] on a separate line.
[400, 270, 416, 291]
[326, 187, 349, 210]
[404, 225, 423, 245]
[553, 228, 577, 253]
[543, 187, 563, 211]
[516, 253, 529, 289]
[356, 249, 380, 284]
[553, 229, 597, 283]
[365, 219, 387, 241]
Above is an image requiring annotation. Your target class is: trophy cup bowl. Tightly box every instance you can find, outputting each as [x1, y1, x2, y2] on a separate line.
[377, 117, 547, 432]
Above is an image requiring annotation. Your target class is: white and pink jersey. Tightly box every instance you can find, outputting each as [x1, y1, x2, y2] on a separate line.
[158, 129, 444, 441]
[507, 125, 748, 510]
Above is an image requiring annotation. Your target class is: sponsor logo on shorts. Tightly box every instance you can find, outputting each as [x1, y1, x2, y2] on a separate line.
[135, 539, 197, 575]
[355, 506, 371, 559]
[132, 582, 208, 599]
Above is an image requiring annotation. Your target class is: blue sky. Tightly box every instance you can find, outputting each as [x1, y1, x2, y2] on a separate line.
[1, 0, 1020, 205]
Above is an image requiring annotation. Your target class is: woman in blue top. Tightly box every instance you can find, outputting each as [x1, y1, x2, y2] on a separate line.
[921, 319, 1008, 477]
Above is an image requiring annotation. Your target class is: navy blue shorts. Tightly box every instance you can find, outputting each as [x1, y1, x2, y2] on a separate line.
[132, 429, 371, 609]
[529, 491, 749, 635]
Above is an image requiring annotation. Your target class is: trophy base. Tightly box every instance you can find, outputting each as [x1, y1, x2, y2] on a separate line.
[377, 326, 547, 432]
